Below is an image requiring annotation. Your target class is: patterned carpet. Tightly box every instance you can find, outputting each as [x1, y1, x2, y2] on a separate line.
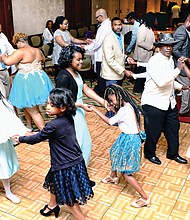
[1, 71, 190, 220]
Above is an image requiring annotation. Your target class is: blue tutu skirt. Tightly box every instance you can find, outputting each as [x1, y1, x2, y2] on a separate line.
[9, 70, 53, 108]
[110, 133, 142, 175]
[43, 160, 94, 206]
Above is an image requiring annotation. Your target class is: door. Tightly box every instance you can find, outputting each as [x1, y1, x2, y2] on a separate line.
[134, 0, 147, 19]
[65, 0, 91, 28]
[107, 0, 120, 19]
[0, 0, 14, 42]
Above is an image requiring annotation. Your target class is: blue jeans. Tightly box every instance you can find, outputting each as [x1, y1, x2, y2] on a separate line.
[105, 80, 122, 87]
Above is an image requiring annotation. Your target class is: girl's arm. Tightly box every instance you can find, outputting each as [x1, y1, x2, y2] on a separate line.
[75, 102, 93, 112]
[83, 83, 105, 106]
[92, 107, 109, 124]
[1, 49, 23, 66]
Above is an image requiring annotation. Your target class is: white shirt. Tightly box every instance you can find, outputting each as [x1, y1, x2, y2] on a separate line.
[141, 52, 180, 110]
[52, 29, 71, 65]
[172, 5, 180, 19]
[109, 104, 139, 134]
[0, 32, 15, 70]
[84, 18, 112, 62]
[43, 28, 53, 44]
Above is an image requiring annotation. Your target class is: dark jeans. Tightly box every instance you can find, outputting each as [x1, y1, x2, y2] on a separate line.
[142, 104, 180, 158]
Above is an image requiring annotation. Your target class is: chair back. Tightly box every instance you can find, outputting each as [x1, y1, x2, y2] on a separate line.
[83, 26, 88, 34]
[90, 25, 96, 33]
[31, 35, 42, 48]
[70, 29, 78, 38]
[78, 28, 85, 38]
[41, 44, 50, 57]
[81, 54, 91, 70]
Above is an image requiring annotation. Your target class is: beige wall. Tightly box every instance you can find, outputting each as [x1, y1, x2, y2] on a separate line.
[91, 0, 162, 23]
[11, 0, 170, 35]
[12, 0, 65, 35]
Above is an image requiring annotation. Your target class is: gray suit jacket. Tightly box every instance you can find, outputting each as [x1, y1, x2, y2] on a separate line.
[173, 25, 190, 76]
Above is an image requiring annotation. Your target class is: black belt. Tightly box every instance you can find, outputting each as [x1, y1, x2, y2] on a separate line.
[0, 68, 7, 71]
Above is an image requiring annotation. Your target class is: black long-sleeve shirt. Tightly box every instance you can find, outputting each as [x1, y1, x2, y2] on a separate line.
[19, 115, 83, 171]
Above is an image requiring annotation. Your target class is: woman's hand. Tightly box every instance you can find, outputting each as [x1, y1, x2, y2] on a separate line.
[11, 135, 20, 143]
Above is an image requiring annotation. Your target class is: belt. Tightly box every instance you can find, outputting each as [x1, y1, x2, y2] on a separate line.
[0, 68, 7, 71]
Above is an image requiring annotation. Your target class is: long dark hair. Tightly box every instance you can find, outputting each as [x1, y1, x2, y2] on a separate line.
[58, 44, 85, 69]
[142, 12, 157, 29]
[104, 84, 143, 126]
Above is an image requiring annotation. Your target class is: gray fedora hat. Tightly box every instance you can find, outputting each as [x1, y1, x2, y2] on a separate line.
[153, 33, 180, 47]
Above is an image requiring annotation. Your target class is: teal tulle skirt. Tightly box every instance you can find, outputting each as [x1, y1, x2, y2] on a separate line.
[0, 139, 19, 179]
[9, 70, 53, 108]
[110, 133, 142, 175]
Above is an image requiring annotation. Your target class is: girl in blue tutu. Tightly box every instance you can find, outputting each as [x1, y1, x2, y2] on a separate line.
[1, 32, 53, 130]
[91, 84, 150, 208]
[13, 88, 94, 219]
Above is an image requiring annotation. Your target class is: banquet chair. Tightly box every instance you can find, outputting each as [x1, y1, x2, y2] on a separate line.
[90, 25, 96, 34]
[31, 35, 42, 48]
[78, 54, 96, 87]
[83, 26, 88, 34]
[70, 29, 78, 38]
[78, 27, 85, 39]
[41, 44, 54, 70]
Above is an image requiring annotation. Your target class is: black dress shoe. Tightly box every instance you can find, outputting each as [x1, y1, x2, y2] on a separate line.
[146, 156, 161, 165]
[167, 155, 188, 164]
[40, 205, 60, 218]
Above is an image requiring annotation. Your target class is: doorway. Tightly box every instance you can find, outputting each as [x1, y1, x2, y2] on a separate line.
[134, 0, 147, 19]
[65, 0, 91, 28]
[0, 0, 14, 42]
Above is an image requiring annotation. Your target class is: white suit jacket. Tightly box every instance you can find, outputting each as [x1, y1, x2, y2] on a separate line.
[101, 32, 126, 80]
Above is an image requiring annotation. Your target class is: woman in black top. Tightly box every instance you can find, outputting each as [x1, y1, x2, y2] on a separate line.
[13, 88, 94, 220]
[55, 45, 106, 167]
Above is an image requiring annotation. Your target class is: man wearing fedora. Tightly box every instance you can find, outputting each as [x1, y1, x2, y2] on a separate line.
[141, 33, 188, 165]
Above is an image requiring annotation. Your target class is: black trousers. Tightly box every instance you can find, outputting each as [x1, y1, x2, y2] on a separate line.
[93, 61, 106, 98]
[133, 66, 146, 93]
[142, 104, 180, 158]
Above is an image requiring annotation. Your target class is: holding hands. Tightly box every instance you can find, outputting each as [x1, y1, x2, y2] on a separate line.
[178, 56, 190, 79]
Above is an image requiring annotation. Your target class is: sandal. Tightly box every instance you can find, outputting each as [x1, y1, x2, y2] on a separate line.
[101, 176, 119, 184]
[130, 197, 151, 208]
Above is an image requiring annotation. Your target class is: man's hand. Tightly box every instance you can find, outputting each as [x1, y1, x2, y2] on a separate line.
[182, 84, 190, 90]
[124, 69, 134, 77]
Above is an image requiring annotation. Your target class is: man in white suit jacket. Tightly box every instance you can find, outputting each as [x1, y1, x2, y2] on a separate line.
[101, 17, 134, 88]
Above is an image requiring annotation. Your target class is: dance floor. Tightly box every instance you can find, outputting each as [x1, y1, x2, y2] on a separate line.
[0, 79, 190, 220]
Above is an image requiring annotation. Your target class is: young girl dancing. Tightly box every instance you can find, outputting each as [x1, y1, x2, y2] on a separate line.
[13, 88, 94, 219]
[0, 91, 30, 204]
[91, 84, 150, 208]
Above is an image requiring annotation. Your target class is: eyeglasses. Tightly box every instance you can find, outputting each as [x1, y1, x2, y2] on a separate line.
[62, 23, 69, 26]
[95, 15, 101, 19]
